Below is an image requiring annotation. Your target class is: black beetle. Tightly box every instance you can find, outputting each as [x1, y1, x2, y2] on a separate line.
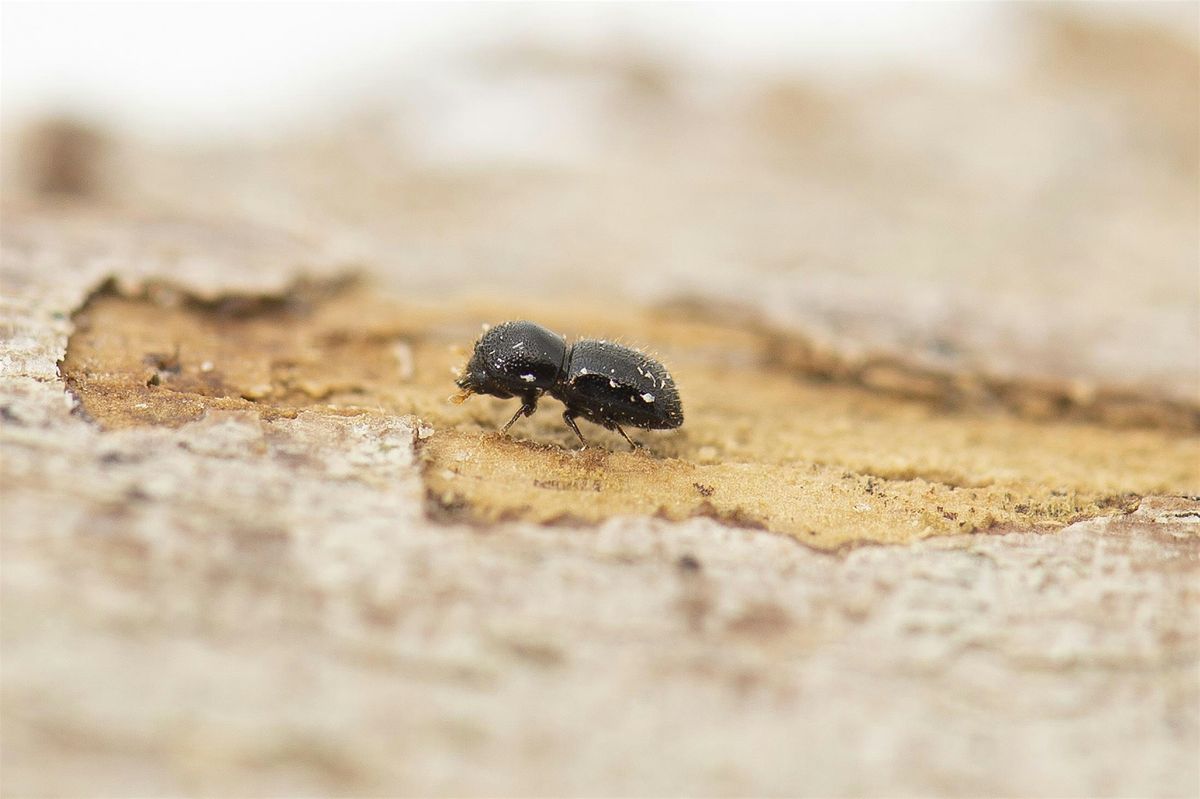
[452, 320, 683, 449]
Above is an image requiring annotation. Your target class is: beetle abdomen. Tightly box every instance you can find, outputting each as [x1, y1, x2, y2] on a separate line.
[555, 340, 683, 430]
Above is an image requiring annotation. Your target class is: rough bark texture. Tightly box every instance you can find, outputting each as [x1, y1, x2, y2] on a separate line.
[3, 10, 1200, 797]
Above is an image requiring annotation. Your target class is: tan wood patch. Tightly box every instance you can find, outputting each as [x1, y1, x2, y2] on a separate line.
[60, 280, 1199, 549]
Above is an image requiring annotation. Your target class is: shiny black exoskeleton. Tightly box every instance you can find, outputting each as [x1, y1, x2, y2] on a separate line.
[452, 320, 683, 449]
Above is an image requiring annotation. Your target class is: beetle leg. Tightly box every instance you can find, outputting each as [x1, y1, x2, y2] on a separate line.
[612, 423, 638, 451]
[561, 410, 587, 447]
[501, 400, 536, 434]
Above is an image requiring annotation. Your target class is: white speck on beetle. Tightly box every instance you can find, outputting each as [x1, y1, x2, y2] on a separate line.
[641, 392, 655, 402]
[521, 373, 536, 382]
[609, 379, 618, 388]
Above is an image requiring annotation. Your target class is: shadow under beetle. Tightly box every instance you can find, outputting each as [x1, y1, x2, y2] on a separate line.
[452, 320, 683, 449]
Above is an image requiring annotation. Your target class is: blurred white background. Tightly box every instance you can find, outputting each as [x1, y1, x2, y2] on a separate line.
[4, 1, 1188, 142]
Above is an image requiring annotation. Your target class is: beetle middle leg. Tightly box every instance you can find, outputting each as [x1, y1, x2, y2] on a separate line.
[561, 410, 587, 447]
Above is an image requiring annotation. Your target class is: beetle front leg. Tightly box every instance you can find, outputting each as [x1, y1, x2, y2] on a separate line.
[500, 396, 538, 434]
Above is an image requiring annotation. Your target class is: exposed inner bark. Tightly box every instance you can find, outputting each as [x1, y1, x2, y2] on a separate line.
[58, 277, 1197, 550]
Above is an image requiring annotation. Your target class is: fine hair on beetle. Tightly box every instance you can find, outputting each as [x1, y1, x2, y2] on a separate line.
[451, 320, 683, 449]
